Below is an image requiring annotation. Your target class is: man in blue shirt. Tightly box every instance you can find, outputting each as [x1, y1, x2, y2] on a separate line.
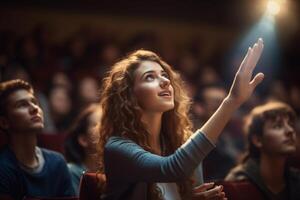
[0, 79, 75, 200]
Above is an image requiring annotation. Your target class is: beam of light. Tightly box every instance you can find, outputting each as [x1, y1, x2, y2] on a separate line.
[224, 13, 280, 96]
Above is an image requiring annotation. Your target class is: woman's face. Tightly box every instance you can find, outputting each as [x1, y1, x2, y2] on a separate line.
[133, 61, 174, 114]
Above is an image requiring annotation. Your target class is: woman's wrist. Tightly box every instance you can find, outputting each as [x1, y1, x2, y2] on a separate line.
[222, 96, 241, 111]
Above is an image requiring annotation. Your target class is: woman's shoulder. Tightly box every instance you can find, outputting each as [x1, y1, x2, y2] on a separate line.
[103, 136, 150, 168]
[106, 136, 134, 146]
[104, 136, 143, 154]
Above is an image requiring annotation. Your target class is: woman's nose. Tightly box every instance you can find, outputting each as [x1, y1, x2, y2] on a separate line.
[160, 77, 170, 88]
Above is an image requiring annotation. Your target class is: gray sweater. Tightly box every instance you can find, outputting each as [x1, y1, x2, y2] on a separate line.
[102, 131, 215, 200]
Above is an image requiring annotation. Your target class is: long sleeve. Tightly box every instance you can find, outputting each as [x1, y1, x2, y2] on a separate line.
[104, 131, 215, 184]
[193, 163, 204, 186]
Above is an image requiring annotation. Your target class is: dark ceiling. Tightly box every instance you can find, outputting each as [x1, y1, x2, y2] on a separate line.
[1, 0, 299, 70]
[1, 0, 273, 28]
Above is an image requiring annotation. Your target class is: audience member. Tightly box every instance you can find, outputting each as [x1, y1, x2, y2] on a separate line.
[47, 86, 74, 133]
[0, 79, 75, 200]
[64, 104, 102, 194]
[226, 101, 300, 200]
[98, 38, 263, 199]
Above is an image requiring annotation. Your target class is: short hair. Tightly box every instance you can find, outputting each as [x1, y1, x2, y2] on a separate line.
[244, 101, 297, 161]
[0, 79, 33, 117]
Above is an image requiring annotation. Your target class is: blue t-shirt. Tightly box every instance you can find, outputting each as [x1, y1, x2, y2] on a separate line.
[0, 146, 75, 200]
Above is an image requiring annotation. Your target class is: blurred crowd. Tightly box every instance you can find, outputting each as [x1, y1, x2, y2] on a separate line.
[1, 24, 300, 183]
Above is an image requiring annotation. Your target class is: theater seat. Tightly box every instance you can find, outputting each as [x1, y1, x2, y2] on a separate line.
[217, 180, 264, 200]
[37, 132, 67, 154]
[79, 172, 106, 200]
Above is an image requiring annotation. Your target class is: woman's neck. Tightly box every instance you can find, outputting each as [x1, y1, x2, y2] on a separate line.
[141, 112, 162, 155]
[259, 153, 286, 194]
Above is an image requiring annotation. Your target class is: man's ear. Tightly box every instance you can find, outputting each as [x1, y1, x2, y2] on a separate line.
[251, 134, 263, 149]
[0, 116, 9, 130]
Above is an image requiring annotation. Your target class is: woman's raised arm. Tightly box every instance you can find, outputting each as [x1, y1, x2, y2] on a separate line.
[200, 38, 264, 143]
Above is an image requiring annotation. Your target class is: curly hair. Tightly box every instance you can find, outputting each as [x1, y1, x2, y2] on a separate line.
[98, 50, 194, 199]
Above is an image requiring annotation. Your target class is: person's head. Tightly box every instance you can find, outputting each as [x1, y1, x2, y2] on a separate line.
[51, 71, 72, 91]
[0, 79, 44, 136]
[200, 84, 226, 117]
[65, 104, 102, 165]
[99, 49, 192, 152]
[244, 101, 297, 161]
[198, 66, 220, 86]
[48, 86, 72, 117]
[98, 50, 193, 198]
[99, 43, 121, 66]
[77, 76, 99, 106]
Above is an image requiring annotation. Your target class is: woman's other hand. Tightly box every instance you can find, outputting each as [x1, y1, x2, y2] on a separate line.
[193, 182, 227, 200]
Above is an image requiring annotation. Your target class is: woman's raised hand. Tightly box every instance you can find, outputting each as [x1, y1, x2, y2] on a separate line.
[227, 38, 264, 107]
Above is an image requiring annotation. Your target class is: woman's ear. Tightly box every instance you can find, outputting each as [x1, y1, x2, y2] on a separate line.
[78, 134, 89, 148]
[251, 134, 263, 149]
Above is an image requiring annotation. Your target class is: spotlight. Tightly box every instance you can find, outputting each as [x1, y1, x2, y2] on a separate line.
[266, 0, 286, 16]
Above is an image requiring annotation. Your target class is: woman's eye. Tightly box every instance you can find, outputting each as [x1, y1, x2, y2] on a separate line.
[145, 74, 155, 81]
[162, 73, 170, 79]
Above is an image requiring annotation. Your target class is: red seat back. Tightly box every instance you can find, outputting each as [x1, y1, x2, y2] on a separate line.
[37, 133, 67, 154]
[217, 180, 264, 200]
[79, 172, 106, 200]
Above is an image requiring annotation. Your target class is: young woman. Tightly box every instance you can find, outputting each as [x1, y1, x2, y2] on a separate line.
[98, 38, 264, 200]
[64, 104, 102, 194]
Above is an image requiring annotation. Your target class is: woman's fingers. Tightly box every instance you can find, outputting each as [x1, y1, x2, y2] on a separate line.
[238, 47, 252, 74]
[250, 72, 265, 89]
[240, 38, 264, 77]
[194, 185, 224, 198]
[193, 182, 215, 193]
[228, 38, 264, 105]
[248, 38, 264, 73]
[202, 185, 223, 197]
